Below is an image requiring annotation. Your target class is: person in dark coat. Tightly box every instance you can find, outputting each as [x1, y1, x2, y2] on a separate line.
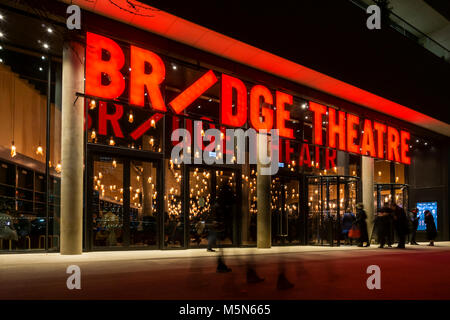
[376, 204, 392, 248]
[355, 203, 370, 247]
[391, 203, 408, 249]
[424, 210, 437, 246]
[409, 208, 419, 245]
[342, 211, 355, 245]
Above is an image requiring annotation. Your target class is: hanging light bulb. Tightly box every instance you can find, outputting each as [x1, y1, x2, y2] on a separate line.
[10, 142, 16, 158]
[128, 110, 134, 123]
[36, 145, 43, 156]
[109, 137, 115, 146]
[56, 163, 62, 173]
[91, 130, 96, 140]
[150, 119, 156, 128]
[112, 160, 117, 168]
[89, 100, 96, 110]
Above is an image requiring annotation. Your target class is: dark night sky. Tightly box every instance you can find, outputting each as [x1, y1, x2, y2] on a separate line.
[145, 0, 450, 124]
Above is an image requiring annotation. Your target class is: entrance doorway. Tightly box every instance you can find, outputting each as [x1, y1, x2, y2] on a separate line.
[271, 176, 302, 245]
[188, 166, 241, 248]
[307, 175, 359, 246]
[374, 183, 409, 212]
[86, 147, 162, 250]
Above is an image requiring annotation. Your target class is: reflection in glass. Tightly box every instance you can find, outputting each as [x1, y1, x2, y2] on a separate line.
[164, 159, 184, 248]
[92, 157, 124, 247]
[130, 160, 158, 246]
[189, 168, 211, 247]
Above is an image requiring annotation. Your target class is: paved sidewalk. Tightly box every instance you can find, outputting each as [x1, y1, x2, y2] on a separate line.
[2, 241, 449, 267]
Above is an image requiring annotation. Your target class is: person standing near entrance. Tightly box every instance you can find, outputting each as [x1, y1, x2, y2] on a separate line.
[376, 205, 391, 248]
[355, 203, 370, 247]
[424, 210, 437, 246]
[409, 208, 420, 245]
[391, 203, 408, 249]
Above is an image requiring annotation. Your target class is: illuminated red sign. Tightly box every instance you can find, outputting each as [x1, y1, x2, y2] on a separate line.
[85, 32, 411, 165]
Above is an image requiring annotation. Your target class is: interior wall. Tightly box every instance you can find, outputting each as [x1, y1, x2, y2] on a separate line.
[408, 142, 449, 240]
[0, 64, 61, 169]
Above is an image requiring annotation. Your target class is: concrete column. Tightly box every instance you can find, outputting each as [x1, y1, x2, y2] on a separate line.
[60, 41, 85, 255]
[257, 135, 271, 248]
[362, 156, 375, 241]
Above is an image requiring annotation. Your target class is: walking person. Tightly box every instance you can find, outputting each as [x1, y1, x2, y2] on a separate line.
[409, 208, 420, 245]
[355, 203, 370, 247]
[342, 211, 355, 245]
[391, 203, 408, 249]
[424, 210, 437, 246]
[376, 205, 391, 248]
[211, 182, 234, 272]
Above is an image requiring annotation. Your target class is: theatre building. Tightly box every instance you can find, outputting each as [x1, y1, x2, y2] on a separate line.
[0, 0, 448, 254]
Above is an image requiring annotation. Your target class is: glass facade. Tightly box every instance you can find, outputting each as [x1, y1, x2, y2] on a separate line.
[0, 5, 447, 254]
[0, 9, 62, 252]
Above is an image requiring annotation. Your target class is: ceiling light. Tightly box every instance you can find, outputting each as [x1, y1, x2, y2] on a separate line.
[0, 32, 4, 38]
[43, 43, 49, 49]
[41, 56, 45, 60]
[47, 27, 53, 33]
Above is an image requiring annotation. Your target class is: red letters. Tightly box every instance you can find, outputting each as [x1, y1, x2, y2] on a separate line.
[309, 102, 327, 145]
[325, 148, 337, 170]
[400, 130, 411, 165]
[361, 120, 376, 157]
[130, 45, 166, 111]
[299, 143, 312, 167]
[86, 32, 125, 99]
[374, 122, 386, 159]
[276, 91, 294, 139]
[328, 108, 346, 151]
[220, 74, 247, 127]
[98, 102, 124, 138]
[249, 85, 274, 131]
[346, 113, 360, 154]
[387, 126, 400, 162]
[169, 70, 218, 114]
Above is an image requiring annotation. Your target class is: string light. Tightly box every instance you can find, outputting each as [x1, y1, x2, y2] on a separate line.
[89, 100, 96, 109]
[91, 130, 96, 140]
[10, 142, 16, 157]
[128, 110, 134, 123]
[36, 145, 43, 156]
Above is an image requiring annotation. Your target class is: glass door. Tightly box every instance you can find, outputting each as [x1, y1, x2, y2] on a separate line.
[271, 176, 301, 245]
[307, 175, 359, 246]
[87, 152, 161, 250]
[187, 166, 239, 248]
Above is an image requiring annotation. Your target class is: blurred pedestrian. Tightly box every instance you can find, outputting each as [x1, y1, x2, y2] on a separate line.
[277, 258, 294, 290]
[376, 204, 391, 248]
[409, 208, 419, 245]
[342, 211, 355, 245]
[355, 203, 370, 247]
[424, 210, 437, 246]
[391, 202, 408, 249]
